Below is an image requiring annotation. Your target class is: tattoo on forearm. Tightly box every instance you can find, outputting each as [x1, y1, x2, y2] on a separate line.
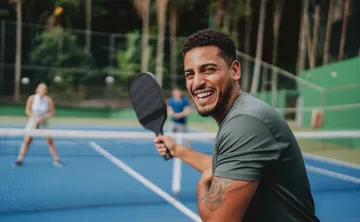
[201, 177, 250, 211]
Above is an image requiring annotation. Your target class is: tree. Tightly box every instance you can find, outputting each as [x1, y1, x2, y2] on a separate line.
[155, 0, 168, 87]
[310, 3, 320, 68]
[296, 0, 307, 74]
[271, 0, 285, 107]
[168, 0, 196, 88]
[323, 0, 334, 65]
[30, 27, 95, 84]
[213, 0, 225, 29]
[339, 0, 350, 61]
[222, 0, 231, 33]
[85, 0, 91, 52]
[229, 0, 249, 47]
[103, 31, 157, 85]
[242, 0, 252, 92]
[40, 0, 81, 29]
[250, 0, 268, 95]
[133, 0, 151, 73]
[0, 9, 9, 16]
[9, 0, 22, 101]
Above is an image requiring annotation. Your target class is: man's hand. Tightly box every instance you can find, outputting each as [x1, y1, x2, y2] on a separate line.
[198, 168, 213, 190]
[154, 135, 183, 158]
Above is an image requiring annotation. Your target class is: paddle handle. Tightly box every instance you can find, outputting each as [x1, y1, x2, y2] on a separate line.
[158, 133, 173, 161]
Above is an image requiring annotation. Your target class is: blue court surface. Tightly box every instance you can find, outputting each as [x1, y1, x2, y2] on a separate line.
[0, 125, 359, 222]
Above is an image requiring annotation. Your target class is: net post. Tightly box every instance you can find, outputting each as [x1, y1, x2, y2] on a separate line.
[172, 133, 183, 195]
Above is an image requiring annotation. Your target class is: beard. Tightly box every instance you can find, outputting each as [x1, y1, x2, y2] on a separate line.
[196, 80, 233, 117]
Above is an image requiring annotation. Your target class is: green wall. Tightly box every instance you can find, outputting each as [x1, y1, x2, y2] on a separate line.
[254, 90, 290, 115]
[298, 57, 360, 130]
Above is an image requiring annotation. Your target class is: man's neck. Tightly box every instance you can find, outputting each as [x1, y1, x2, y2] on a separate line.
[213, 87, 242, 124]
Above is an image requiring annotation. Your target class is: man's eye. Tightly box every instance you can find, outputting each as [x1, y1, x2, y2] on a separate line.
[204, 68, 215, 72]
[185, 73, 194, 78]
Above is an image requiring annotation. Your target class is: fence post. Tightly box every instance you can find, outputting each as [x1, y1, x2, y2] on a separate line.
[0, 20, 5, 84]
[109, 34, 115, 67]
[172, 133, 183, 196]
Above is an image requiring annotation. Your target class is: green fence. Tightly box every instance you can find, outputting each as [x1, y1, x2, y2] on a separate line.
[298, 57, 360, 130]
[297, 57, 360, 149]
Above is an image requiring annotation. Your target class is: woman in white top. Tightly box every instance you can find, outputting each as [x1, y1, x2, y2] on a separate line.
[13, 83, 63, 167]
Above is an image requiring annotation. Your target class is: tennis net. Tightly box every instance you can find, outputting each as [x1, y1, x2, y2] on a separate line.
[0, 128, 214, 215]
[0, 128, 360, 215]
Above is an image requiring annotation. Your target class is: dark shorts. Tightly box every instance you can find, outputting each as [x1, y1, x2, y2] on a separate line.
[168, 121, 188, 133]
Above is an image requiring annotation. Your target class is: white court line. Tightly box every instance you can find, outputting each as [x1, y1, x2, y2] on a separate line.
[88, 141, 202, 222]
[302, 152, 360, 170]
[306, 165, 360, 184]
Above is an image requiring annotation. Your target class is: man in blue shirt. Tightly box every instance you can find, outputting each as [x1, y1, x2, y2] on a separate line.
[167, 88, 191, 134]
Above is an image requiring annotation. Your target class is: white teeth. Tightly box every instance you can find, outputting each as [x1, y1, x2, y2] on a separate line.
[196, 91, 213, 98]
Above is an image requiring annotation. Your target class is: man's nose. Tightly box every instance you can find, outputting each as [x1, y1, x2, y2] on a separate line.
[193, 73, 206, 89]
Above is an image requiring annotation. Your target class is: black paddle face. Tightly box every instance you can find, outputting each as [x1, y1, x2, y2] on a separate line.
[129, 72, 172, 160]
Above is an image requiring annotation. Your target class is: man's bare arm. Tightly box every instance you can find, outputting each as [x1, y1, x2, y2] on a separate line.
[176, 144, 212, 172]
[197, 176, 258, 222]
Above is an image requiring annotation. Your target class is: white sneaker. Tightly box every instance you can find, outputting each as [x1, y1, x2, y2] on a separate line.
[53, 160, 63, 168]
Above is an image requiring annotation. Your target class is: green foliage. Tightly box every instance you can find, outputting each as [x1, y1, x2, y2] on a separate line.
[209, 0, 251, 22]
[169, 0, 197, 11]
[0, 9, 9, 16]
[56, 0, 80, 8]
[30, 27, 95, 84]
[232, 0, 251, 19]
[103, 31, 157, 83]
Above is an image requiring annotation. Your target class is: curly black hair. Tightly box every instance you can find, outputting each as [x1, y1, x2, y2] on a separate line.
[181, 28, 236, 66]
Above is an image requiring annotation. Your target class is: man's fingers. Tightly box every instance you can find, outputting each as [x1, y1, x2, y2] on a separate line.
[157, 148, 167, 156]
[154, 135, 165, 143]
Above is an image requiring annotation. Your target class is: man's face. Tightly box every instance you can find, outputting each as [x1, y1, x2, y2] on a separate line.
[184, 46, 239, 117]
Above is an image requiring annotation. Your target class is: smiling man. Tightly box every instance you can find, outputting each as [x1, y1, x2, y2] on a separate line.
[154, 29, 319, 222]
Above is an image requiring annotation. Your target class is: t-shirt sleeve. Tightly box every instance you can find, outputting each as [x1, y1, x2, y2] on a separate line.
[183, 97, 190, 107]
[214, 115, 281, 182]
[168, 98, 173, 107]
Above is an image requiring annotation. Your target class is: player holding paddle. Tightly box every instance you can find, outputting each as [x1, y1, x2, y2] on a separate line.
[154, 29, 319, 222]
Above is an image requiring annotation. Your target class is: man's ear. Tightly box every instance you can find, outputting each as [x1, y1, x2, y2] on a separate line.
[230, 60, 241, 81]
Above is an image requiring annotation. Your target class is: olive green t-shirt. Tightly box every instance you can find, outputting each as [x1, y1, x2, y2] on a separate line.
[212, 93, 319, 222]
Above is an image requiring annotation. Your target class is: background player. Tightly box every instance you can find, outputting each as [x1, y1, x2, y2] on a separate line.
[167, 87, 191, 133]
[13, 83, 63, 168]
[167, 87, 191, 145]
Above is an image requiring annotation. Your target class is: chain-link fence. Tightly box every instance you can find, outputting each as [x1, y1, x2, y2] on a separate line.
[0, 20, 187, 107]
[1, 19, 358, 129]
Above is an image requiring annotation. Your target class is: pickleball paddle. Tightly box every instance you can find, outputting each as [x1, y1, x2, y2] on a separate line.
[128, 72, 173, 161]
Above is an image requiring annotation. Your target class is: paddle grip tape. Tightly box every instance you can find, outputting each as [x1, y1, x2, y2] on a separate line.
[158, 133, 173, 161]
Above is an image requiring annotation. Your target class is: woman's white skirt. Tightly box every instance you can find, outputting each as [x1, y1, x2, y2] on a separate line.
[25, 117, 50, 130]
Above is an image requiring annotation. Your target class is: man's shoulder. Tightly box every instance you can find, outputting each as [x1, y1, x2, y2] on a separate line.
[220, 93, 288, 136]
[223, 93, 274, 123]
[219, 114, 268, 137]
